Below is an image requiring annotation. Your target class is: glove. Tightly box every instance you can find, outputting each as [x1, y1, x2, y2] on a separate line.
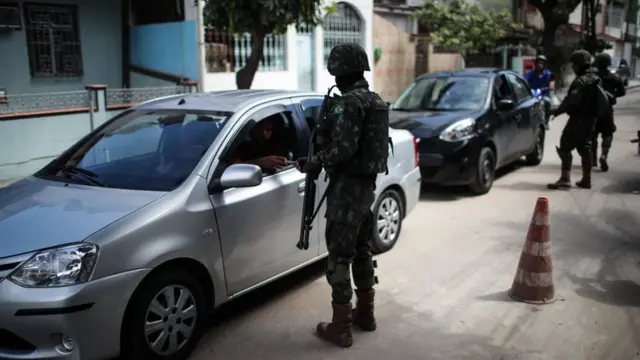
[296, 157, 321, 173]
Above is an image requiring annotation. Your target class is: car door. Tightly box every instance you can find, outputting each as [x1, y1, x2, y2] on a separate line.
[208, 100, 318, 296]
[291, 96, 328, 256]
[491, 73, 520, 163]
[505, 72, 538, 155]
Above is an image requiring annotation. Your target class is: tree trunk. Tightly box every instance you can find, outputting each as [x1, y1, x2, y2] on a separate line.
[541, 20, 557, 56]
[236, 28, 266, 89]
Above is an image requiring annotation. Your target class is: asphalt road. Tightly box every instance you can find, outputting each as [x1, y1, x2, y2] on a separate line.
[191, 91, 640, 360]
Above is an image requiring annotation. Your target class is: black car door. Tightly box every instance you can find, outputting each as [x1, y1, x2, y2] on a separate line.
[505, 72, 538, 155]
[491, 73, 519, 163]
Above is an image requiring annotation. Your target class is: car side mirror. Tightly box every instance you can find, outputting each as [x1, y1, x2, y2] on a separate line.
[219, 164, 262, 188]
[497, 99, 516, 110]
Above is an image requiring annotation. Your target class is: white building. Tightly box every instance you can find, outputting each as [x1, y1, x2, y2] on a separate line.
[197, 0, 374, 93]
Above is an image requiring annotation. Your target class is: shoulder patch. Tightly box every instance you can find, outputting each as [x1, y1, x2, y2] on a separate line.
[332, 104, 344, 115]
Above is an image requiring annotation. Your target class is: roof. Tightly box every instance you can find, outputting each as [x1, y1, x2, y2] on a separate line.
[416, 68, 503, 80]
[134, 89, 319, 113]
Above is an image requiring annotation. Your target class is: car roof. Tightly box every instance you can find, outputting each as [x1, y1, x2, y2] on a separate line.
[133, 89, 322, 113]
[416, 67, 505, 81]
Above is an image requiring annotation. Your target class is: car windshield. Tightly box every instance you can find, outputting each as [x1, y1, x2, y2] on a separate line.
[392, 76, 490, 112]
[36, 109, 232, 191]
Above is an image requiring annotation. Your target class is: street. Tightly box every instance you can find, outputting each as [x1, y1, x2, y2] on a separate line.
[190, 90, 640, 360]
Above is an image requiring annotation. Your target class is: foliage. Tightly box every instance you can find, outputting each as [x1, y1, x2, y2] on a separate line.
[411, 0, 522, 55]
[202, 0, 335, 88]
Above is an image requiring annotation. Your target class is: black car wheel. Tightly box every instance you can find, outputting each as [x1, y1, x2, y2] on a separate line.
[121, 268, 207, 360]
[469, 146, 495, 195]
[525, 127, 545, 166]
[371, 188, 404, 254]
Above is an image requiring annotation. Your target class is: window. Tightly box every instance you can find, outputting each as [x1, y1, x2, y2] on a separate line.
[494, 74, 515, 102]
[393, 76, 490, 111]
[225, 109, 299, 176]
[24, 3, 83, 78]
[131, 0, 184, 25]
[37, 110, 232, 191]
[506, 73, 532, 103]
[323, 2, 364, 65]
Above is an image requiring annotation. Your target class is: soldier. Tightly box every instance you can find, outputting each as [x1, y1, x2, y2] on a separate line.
[592, 53, 625, 172]
[547, 50, 601, 190]
[296, 43, 389, 347]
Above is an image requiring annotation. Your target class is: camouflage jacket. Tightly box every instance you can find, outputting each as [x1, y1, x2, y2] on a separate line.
[596, 69, 626, 100]
[556, 68, 601, 137]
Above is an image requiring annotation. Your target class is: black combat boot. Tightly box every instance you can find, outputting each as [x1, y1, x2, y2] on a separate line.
[317, 303, 353, 347]
[352, 289, 376, 331]
[576, 156, 592, 189]
[599, 154, 609, 172]
[547, 170, 571, 190]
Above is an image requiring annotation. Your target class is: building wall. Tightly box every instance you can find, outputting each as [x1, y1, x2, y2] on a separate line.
[0, 0, 122, 94]
[200, 0, 374, 93]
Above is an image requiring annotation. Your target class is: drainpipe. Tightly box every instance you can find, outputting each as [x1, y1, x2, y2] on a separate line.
[195, 0, 206, 92]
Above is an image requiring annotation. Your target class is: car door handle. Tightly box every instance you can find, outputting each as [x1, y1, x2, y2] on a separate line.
[297, 182, 305, 193]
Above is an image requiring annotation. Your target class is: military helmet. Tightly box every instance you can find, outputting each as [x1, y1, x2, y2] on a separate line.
[594, 52, 612, 68]
[327, 43, 371, 76]
[535, 54, 548, 63]
[569, 50, 593, 67]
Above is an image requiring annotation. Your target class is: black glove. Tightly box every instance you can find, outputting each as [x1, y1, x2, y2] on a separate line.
[296, 157, 321, 173]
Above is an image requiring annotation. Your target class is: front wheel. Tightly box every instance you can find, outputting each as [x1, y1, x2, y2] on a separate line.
[120, 268, 207, 360]
[468, 147, 496, 195]
[371, 189, 404, 254]
[525, 127, 545, 166]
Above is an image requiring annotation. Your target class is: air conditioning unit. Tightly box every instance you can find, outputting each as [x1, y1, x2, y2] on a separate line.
[0, 4, 21, 30]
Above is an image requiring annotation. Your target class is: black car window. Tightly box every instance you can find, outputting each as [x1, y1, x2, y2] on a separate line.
[36, 109, 232, 191]
[506, 73, 532, 103]
[493, 74, 515, 102]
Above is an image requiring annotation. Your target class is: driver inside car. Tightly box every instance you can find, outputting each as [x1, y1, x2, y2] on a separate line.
[230, 116, 290, 173]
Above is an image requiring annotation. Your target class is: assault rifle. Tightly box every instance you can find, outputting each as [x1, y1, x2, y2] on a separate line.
[296, 86, 336, 250]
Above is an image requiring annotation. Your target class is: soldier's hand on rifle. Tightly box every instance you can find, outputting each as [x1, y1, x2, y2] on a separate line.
[257, 156, 287, 171]
[296, 157, 321, 173]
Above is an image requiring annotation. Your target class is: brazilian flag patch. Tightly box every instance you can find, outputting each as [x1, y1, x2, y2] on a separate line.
[332, 104, 344, 116]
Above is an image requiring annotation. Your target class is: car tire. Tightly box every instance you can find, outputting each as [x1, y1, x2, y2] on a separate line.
[525, 127, 545, 166]
[120, 268, 208, 360]
[371, 188, 404, 254]
[468, 146, 496, 195]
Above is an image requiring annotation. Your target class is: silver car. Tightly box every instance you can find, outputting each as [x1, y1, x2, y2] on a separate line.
[0, 90, 421, 360]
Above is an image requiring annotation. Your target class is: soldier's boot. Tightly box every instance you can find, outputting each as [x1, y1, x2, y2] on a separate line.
[599, 154, 609, 172]
[600, 136, 612, 172]
[316, 303, 353, 347]
[576, 156, 592, 189]
[352, 289, 376, 331]
[547, 170, 571, 190]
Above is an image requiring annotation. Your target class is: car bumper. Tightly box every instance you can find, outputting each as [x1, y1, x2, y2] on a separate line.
[400, 166, 421, 218]
[418, 137, 481, 186]
[0, 268, 150, 360]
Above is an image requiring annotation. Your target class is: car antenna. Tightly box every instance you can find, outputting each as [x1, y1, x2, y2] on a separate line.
[178, 98, 186, 105]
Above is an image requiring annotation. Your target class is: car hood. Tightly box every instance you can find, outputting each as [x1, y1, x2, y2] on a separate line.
[0, 177, 165, 258]
[389, 109, 481, 138]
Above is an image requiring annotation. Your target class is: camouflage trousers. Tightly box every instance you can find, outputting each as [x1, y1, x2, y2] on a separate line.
[325, 210, 376, 304]
[558, 131, 592, 171]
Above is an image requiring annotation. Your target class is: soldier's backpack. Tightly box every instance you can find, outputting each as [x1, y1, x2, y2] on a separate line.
[593, 83, 614, 122]
[363, 92, 394, 174]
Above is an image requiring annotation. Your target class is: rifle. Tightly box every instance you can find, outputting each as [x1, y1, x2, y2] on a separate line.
[296, 86, 336, 250]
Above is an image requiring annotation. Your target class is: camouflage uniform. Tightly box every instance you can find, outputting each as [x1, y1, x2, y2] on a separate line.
[592, 53, 625, 172]
[548, 50, 601, 190]
[308, 44, 389, 348]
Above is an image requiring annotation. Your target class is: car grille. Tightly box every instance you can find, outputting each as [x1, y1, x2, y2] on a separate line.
[0, 253, 32, 283]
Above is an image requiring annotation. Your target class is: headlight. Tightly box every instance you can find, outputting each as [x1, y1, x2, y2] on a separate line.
[10, 243, 99, 288]
[439, 118, 476, 142]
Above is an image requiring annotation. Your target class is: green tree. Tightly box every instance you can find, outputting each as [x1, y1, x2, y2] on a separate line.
[412, 0, 522, 60]
[202, 0, 335, 89]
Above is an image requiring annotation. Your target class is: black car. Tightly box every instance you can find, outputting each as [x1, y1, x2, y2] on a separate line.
[389, 68, 545, 195]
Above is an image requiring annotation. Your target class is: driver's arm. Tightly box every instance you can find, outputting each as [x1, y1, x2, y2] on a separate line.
[548, 73, 556, 90]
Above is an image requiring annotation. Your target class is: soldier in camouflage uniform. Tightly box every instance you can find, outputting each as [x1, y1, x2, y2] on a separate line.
[298, 44, 389, 347]
[548, 50, 601, 190]
[592, 53, 625, 172]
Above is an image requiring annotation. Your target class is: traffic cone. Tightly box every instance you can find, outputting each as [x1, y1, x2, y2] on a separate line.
[508, 197, 555, 305]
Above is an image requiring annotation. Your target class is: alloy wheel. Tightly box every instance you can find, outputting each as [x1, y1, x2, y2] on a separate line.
[377, 196, 401, 245]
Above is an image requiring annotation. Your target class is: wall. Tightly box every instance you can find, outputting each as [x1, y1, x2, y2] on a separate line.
[130, 20, 198, 80]
[0, 0, 122, 95]
[200, 0, 374, 93]
[428, 45, 462, 72]
[372, 13, 415, 101]
[129, 70, 179, 88]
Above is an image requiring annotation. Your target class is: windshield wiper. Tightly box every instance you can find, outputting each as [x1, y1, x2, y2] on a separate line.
[391, 107, 418, 112]
[61, 166, 107, 187]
